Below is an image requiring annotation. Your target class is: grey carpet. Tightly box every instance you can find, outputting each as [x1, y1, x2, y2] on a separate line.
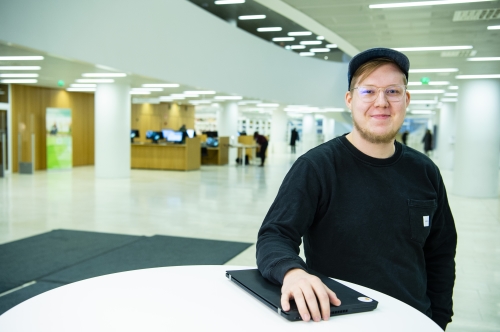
[0, 229, 142, 293]
[42, 235, 253, 284]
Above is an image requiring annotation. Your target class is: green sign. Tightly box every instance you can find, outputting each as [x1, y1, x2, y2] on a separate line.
[420, 77, 430, 85]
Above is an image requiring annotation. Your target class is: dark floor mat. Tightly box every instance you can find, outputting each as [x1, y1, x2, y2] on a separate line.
[0, 229, 142, 293]
[42, 234, 252, 284]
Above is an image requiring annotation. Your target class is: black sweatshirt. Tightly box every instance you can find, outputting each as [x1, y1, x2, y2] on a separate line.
[256, 135, 457, 330]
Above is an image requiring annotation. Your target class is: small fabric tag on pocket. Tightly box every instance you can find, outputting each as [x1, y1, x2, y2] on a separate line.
[423, 216, 430, 227]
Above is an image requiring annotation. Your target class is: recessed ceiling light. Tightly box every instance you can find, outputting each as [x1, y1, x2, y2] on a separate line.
[215, 0, 245, 4]
[273, 37, 295, 42]
[288, 31, 312, 36]
[487, 25, 500, 30]
[300, 41, 322, 45]
[0, 66, 41, 70]
[0, 56, 44, 60]
[0, 73, 38, 78]
[214, 96, 243, 100]
[66, 87, 96, 92]
[444, 93, 458, 96]
[76, 79, 114, 83]
[71, 83, 96, 88]
[310, 48, 330, 53]
[257, 103, 279, 107]
[300, 52, 315, 57]
[317, 36, 325, 40]
[441, 98, 458, 102]
[370, 0, 495, 9]
[290, 45, 306, 49]
[409, 81, 450, 85]
[0, 79, 37, 83]
[82, 73, 126, 78]
[326, 44, 338, 48]
[466, 57, 500, 61]
[449, 86, 459, 89]
[184, 90, 216, 94]
[142, 84, 180, 88]
[408, 90, 445, 93]
[257, 27, 282, 32]
[130, 91, 151, 95]
[410, 100, 438, 104]
[393, 46, 473, 52]
[456, 74, 500, 79]
[132, 87, 163, 92]
[238, 15, 266, 20]
[409, 68, 459, 73]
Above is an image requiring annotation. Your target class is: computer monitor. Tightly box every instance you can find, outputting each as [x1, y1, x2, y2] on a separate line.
[186, 129, 195, 138]
[146, 130, 163, 143]
[167, 131, 183, 143]
[131, 129, 140, 143]
[162, 129, 175, 141]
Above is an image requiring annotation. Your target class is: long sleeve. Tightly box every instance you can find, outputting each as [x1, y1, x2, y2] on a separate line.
[423, 176, 457, 330]
[256, 157, 323, 285]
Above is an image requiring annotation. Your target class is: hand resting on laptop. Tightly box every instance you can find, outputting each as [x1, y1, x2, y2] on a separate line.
[281, 268, 341, 322]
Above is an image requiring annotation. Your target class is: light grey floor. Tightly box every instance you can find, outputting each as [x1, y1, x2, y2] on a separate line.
[0, 151, 498, 331]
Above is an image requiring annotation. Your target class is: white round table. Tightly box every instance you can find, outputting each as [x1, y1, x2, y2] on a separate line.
[0, 265, 442, 331]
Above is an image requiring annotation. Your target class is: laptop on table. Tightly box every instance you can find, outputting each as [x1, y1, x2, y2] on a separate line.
[226, 269, 378, 321]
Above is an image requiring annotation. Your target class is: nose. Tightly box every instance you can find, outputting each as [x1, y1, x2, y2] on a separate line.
[374, 88, 389, 107]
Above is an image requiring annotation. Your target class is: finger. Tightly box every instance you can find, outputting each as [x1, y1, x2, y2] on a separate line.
[280, 292, 291, 312]
[300, 286, 322, 322]
[291, 288, 311, 321]
[326, 287, 341, 306]
[310, 283, 332, 321]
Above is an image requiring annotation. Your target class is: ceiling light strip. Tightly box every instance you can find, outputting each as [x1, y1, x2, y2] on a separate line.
[370, 0, 495, 9]
[393, 46, 472, 52]
[0, 56, 44, 61]
[215, 0, 245, 4]
[466, 57, 500, 61]
[456, 74, 500, 79]
[257, 27, 282, 32]
[238, 15, 266, 20]
[0, 73, 38, 78]
[143, 84, 180, 88]
[82, 73, 126, 78]
[0, 79, 38, 83]
[409, 68, 459, 73]
[0, 66, 41, 70]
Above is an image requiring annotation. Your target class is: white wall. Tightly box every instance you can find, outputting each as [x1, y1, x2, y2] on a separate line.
[0, 0, 348, 108]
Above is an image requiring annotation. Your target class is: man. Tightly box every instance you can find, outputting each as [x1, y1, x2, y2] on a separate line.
[253, 131, 268, 166]
[256, 48, 456, 330]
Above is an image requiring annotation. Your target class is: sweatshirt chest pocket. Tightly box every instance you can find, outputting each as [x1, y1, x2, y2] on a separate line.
[407, 199, 437, 245]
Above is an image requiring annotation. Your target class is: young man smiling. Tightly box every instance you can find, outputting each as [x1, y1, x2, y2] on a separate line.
[256, 48, 457, 330]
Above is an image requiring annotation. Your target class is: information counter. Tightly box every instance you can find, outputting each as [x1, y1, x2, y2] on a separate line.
[131, 137, 200, 171]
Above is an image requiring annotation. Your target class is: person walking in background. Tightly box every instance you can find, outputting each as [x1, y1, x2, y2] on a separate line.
[422, 129, 433, 156]
[290, 128, 299, 153]
[401, 130, 409, 145]
[253, 131, 268, 167]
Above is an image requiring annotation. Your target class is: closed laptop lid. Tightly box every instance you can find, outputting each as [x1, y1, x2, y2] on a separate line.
[226, 268, 378, 321]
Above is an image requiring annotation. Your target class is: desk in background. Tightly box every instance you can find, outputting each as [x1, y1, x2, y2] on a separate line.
[201, 137, 229, 165]
[131, 137, 200, 171]
[0, 265, 443, 332]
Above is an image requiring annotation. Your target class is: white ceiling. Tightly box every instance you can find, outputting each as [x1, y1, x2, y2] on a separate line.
[0, 0, 499, 113]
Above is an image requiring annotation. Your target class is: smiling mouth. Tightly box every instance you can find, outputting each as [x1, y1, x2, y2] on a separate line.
[372, 114, 390, 119]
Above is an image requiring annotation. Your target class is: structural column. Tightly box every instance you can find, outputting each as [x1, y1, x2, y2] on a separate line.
[322, 113, 336, 142]
[270, 106, 288, 154]
[302, 113, 317, 153]
[453, 79, 500, 197]
[95, 83, 131, 178]
[217, 101, 238, 162]
[436, 102, 456, 171]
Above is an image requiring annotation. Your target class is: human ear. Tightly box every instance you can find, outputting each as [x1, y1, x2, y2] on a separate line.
[345, 91, 353, 110]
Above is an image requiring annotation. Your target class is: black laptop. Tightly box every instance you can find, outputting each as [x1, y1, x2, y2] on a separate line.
[226, 269, 378, 321]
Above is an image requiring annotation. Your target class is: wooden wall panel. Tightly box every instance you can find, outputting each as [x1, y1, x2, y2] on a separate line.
[131, 103, 195, 143]
[11, 85, 94, 172]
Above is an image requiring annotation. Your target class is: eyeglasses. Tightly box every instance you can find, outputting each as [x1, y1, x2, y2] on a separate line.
[353, 85, 407, 102]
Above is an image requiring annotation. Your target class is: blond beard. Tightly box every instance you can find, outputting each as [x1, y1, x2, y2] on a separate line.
[352, 117, 401, 144]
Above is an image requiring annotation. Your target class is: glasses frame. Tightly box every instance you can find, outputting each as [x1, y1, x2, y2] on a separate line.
[352, 84, 408, 103]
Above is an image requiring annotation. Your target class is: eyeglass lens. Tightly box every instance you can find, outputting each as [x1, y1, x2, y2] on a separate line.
[356, 85, 405, 102]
